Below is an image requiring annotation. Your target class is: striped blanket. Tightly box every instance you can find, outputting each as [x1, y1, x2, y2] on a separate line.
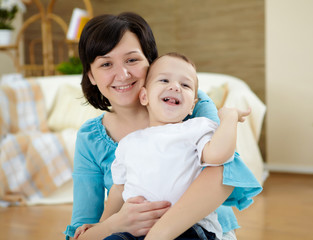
[0, 79, 48, 137]
[0, 79, 72, 205]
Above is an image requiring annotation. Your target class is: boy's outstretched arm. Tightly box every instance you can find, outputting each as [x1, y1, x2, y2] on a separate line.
[202, 107, 251, 165]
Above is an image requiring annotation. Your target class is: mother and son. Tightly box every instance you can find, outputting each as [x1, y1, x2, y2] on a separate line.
[64, 12, 262, 240]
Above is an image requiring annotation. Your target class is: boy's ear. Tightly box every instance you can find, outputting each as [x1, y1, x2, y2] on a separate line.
[189, 98, 198, 115]
[88, 71, 96, 85]
[139, 87, 148, 106]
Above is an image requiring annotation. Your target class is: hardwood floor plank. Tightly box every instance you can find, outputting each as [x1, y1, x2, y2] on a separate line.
[235, 173, 313, 240]
[1, 173, 312, 239]
[0, 205, 72, 240]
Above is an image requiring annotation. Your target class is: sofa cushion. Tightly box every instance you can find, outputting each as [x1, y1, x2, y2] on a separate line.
[207, 83, 228, 109]
[47, 84, 103, 131]
[0, 79, 49, 139]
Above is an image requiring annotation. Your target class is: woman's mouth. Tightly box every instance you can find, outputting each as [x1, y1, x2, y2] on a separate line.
[113, 82, 136, 91]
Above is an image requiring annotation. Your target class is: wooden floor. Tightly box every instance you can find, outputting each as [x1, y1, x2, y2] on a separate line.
[1, 172, 313, 240]
[234, 172, 313, 240]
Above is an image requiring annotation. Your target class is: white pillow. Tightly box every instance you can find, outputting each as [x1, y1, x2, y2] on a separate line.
[48, 84, 103, 131]
[207, 83, 228, 109]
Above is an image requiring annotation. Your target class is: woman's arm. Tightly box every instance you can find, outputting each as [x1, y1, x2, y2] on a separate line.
[76, 196, 171, 240]
[66, 121, 107, 239]
[145, 166, 234, 240]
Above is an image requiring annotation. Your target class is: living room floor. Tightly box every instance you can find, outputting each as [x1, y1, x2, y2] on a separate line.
[1, 172, 312, 240]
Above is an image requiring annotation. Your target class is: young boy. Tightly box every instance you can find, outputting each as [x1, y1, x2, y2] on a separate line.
[75, 53, 256, 240]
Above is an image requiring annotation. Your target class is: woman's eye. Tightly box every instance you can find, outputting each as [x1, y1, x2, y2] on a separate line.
[127, 58, 138, 63]
[101, 62, 111, 67]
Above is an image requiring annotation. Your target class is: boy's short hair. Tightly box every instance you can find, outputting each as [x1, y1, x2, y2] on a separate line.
[146, 52, 198, 98]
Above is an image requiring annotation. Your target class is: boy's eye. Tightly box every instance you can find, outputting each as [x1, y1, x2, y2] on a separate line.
[181, 83, 191, 88]
[160, 79, 169, 83]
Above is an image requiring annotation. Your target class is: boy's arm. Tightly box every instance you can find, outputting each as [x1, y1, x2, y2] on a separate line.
[74, 184, 124, 239]
[144, 166, 234, 240]
[202, 107, 251, 165]
[101, 184, 125, 221]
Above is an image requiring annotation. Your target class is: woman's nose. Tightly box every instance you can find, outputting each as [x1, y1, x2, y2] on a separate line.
[115, 65, 130, 81]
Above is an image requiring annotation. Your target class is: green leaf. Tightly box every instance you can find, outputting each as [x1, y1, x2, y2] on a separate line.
[56, 57, 83, 75]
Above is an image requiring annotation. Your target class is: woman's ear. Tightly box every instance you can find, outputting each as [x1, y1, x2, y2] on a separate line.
[88, 71, 97, 85]
[139, 87, 148, 106]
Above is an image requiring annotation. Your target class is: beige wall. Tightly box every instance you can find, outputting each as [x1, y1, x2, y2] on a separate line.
[0, 53, 15, 76]
[266, 0, 313, 173]
[0, 13, 23, 76]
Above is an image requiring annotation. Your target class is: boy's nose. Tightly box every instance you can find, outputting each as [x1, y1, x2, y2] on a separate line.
[169, 82, 180, 92]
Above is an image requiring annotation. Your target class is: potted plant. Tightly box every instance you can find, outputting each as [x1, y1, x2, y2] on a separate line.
[0, 0, 25, 45]
[56, 56, 83, 75]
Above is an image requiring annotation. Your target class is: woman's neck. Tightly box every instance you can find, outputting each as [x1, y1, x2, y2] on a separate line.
[103, 104, 149, 142]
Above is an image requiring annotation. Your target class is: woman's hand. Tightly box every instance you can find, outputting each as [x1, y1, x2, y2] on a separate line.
[73, 196, 170, 240]
[113, 196, 171, 237]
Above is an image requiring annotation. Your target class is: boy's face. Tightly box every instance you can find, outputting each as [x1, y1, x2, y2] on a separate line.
[140, 55, 198, 126]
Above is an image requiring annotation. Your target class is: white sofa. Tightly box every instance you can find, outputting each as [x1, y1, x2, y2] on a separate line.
[0, 73, 266, 206]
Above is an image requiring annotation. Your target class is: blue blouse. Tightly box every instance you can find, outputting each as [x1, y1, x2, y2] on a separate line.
[64, 90, 262, 239]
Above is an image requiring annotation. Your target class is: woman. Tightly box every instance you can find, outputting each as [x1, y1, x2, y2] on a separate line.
[64, 12, 262, 240]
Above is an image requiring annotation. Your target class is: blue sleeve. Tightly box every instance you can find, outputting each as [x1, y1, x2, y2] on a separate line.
[64, 117, 106, 239]
[185, 89, 220, 124]
[222, 152, 263, 210]
[186, 89, 262, 232]
[216, 205, 239, 233]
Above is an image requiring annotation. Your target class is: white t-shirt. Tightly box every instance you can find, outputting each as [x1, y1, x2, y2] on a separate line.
[112, 117, 233, 239]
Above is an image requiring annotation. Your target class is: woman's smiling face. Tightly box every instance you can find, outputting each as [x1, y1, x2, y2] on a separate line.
[88, 31, 150, 109]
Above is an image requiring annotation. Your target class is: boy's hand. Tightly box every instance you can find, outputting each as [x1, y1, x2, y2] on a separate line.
[74, 223, 97, 239]
[236, 107, 251, 122]
[218, 107, 251, 123]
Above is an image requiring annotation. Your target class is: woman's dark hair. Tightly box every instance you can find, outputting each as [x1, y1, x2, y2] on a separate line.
[79, 12, 158, 111]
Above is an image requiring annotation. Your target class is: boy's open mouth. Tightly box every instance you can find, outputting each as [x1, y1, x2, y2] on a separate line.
[163, 97, 180, 105]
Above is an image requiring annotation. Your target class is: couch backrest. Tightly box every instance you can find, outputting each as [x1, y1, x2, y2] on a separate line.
[31, 74, 82, 113]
